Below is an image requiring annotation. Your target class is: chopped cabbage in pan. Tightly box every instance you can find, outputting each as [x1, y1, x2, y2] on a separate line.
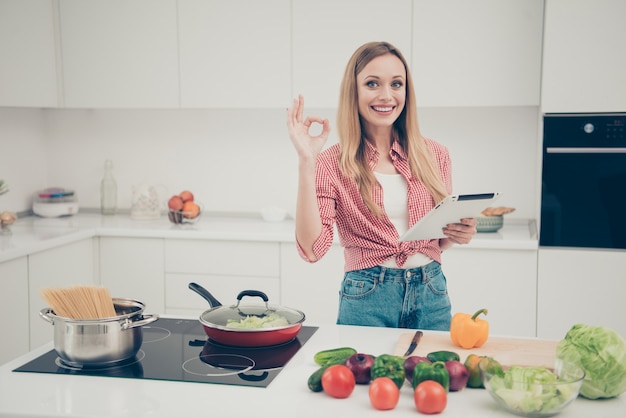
[226, 313, 289, 329]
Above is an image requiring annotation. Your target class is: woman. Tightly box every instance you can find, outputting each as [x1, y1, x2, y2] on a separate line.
[286, 41, 476, 330]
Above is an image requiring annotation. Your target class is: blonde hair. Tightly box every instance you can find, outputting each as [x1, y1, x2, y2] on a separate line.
[337, 41, 448, 216]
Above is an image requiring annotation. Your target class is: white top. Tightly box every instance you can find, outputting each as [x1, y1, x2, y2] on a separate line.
[374, 171, 433, 268]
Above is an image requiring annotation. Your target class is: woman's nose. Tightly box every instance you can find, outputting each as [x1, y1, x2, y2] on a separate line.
[379, 86, 392, 101]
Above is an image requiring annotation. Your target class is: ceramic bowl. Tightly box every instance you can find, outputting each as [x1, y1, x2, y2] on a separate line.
[476, 215, 504, 232]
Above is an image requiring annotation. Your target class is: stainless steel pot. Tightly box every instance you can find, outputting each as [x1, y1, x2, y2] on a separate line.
[40, 298, 158, 367]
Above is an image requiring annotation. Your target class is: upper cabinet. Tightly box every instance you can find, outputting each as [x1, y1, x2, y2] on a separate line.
[292, 0, 413, 109]
[9, 0, 603, 110]
[178, 0, 291, 108]
[412, 0, 544, 107]
[58, 0, 179, 108]
[0, 0, 58, 107]
[541, 0, 626, 113]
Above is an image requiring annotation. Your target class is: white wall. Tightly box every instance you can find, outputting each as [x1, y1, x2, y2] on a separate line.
[0, 106, 540, 219]
[0, 108, 48, 212]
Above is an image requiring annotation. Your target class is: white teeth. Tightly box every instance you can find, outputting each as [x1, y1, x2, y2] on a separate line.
[373, 106, 393, 112]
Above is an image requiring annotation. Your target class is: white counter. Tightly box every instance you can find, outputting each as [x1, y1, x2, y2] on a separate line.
[0, 321, 622, 418]
[0, 212, 538, 263]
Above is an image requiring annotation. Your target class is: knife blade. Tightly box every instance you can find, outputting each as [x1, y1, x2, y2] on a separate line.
[403, 330, 424, 356]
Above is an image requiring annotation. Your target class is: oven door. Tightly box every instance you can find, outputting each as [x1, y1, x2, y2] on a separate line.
[540, 114, 626, 250]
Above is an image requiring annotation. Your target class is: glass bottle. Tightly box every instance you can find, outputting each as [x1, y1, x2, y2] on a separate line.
[101, 160, 117, 215]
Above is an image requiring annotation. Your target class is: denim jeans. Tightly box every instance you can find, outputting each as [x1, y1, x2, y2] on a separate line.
[336, 261, 451, 330]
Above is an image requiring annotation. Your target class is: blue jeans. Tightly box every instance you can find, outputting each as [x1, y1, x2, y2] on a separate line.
[336, 262, 451, 330]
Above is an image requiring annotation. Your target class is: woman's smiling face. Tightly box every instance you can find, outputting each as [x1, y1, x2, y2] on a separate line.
[356, 53, 406, 133]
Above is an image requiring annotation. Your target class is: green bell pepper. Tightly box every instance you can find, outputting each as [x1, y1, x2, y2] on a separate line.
[370, 354, 405, 389]
[426, 350, 460, 363]
[412, 360, 450, 392]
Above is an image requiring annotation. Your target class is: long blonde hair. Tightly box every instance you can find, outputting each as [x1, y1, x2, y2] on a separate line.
[337, 41, 448, 216]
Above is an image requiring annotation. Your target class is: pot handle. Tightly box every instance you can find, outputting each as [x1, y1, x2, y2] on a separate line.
[39, 308, 55, 325]
[121, 314, 159, 330]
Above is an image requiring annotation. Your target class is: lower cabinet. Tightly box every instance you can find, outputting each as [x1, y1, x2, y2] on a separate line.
[537, 248, 626, 340]
[99, 237, 165, 315]
[164, 239, 280, 318]
[280, 242, 539, 335]
[442, 247, 538, 338]
[11, 233, 569, 360]
[0, 257, 29, 365]
[280, 243, 344, 325]
[28, 238, 96, 350]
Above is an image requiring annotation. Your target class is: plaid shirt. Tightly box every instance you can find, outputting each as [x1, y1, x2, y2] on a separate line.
[297, 138, 452, 271]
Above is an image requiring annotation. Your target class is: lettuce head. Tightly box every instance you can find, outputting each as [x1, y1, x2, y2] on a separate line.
[556, 324, 626, 399]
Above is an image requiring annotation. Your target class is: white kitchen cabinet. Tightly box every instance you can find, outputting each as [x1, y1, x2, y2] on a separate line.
[99, 237, 165, 315]
[291, 0, 413, 108]
[178, 0, 291, 108]
[443, 246, 538, 337]
[164, 239, 280, 317]
[0, 256, 29, 365]
[0, 0, 58, 107]
[537, 248, 626, 340]
[542, 0, 626, 113]
[412, 0, 543, 107]
[280, 243, 344, 325]
[58, 0, 179, 108]
[28, 238, 96, 349]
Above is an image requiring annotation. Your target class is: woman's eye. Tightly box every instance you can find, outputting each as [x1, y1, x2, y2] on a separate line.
[391, 80, 403, 88]
[366, 80, 379, 88]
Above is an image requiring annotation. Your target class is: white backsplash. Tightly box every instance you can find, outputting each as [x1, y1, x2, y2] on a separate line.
[0, 106, 540, 220]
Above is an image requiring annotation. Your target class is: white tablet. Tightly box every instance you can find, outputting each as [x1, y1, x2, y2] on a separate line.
[398, 192, 501, 241]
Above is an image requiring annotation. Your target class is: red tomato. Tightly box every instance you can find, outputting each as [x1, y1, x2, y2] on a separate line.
[414, 380, 447, 414]
[321, 365, 356, 398]
[368, 377, 400, 410]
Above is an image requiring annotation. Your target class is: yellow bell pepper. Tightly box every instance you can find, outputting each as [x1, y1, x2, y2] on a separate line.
[450, 308, 489, 349]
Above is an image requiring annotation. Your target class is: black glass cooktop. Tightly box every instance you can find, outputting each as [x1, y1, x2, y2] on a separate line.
[13, 318, 318, 388]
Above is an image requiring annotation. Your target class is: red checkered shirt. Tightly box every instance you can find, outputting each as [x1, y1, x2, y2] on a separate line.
[296, 138, 452, 271]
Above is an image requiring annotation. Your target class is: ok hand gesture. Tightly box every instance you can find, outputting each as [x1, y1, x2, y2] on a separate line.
[286, 95, 331, 162]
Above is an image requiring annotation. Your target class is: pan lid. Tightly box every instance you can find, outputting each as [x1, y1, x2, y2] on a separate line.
[195, 288, 305, 331]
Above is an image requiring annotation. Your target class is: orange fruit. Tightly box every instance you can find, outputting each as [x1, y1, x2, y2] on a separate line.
[182, 201, 200, 218]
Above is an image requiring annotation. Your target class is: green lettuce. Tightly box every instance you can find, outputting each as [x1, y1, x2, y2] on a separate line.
[556, 324, 626, 399]
[489, 366, 571, 414]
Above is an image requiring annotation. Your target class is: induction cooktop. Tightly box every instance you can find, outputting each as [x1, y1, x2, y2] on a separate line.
[13, 318, 318, 388]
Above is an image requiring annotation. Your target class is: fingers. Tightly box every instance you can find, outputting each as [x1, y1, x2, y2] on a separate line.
[287, 95, 330, 139]
[296, 94, 304, 123]
[443, 219, 477, 244]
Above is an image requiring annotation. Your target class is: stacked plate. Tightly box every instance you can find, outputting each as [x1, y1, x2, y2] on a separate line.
[33, 188, 79, 218]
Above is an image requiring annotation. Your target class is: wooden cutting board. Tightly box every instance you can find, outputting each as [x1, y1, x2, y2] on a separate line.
[394, 332, 560, 367]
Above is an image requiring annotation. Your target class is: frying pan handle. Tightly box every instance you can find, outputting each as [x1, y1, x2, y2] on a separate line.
[188, 282, 223, 307]
[236, 290, 269, 303]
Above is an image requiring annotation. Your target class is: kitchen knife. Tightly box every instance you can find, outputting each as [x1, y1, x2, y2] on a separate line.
[403, 330, 423, 356]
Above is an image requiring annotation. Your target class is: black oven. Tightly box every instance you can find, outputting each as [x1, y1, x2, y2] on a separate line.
[540, 113, 626, 250]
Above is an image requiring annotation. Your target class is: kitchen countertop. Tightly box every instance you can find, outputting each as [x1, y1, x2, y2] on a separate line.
[0, 320, 623, 418]
[0, 212, 538, 263]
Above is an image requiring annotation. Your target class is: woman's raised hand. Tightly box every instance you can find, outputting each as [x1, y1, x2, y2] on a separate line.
[286, 95, 331, 162]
